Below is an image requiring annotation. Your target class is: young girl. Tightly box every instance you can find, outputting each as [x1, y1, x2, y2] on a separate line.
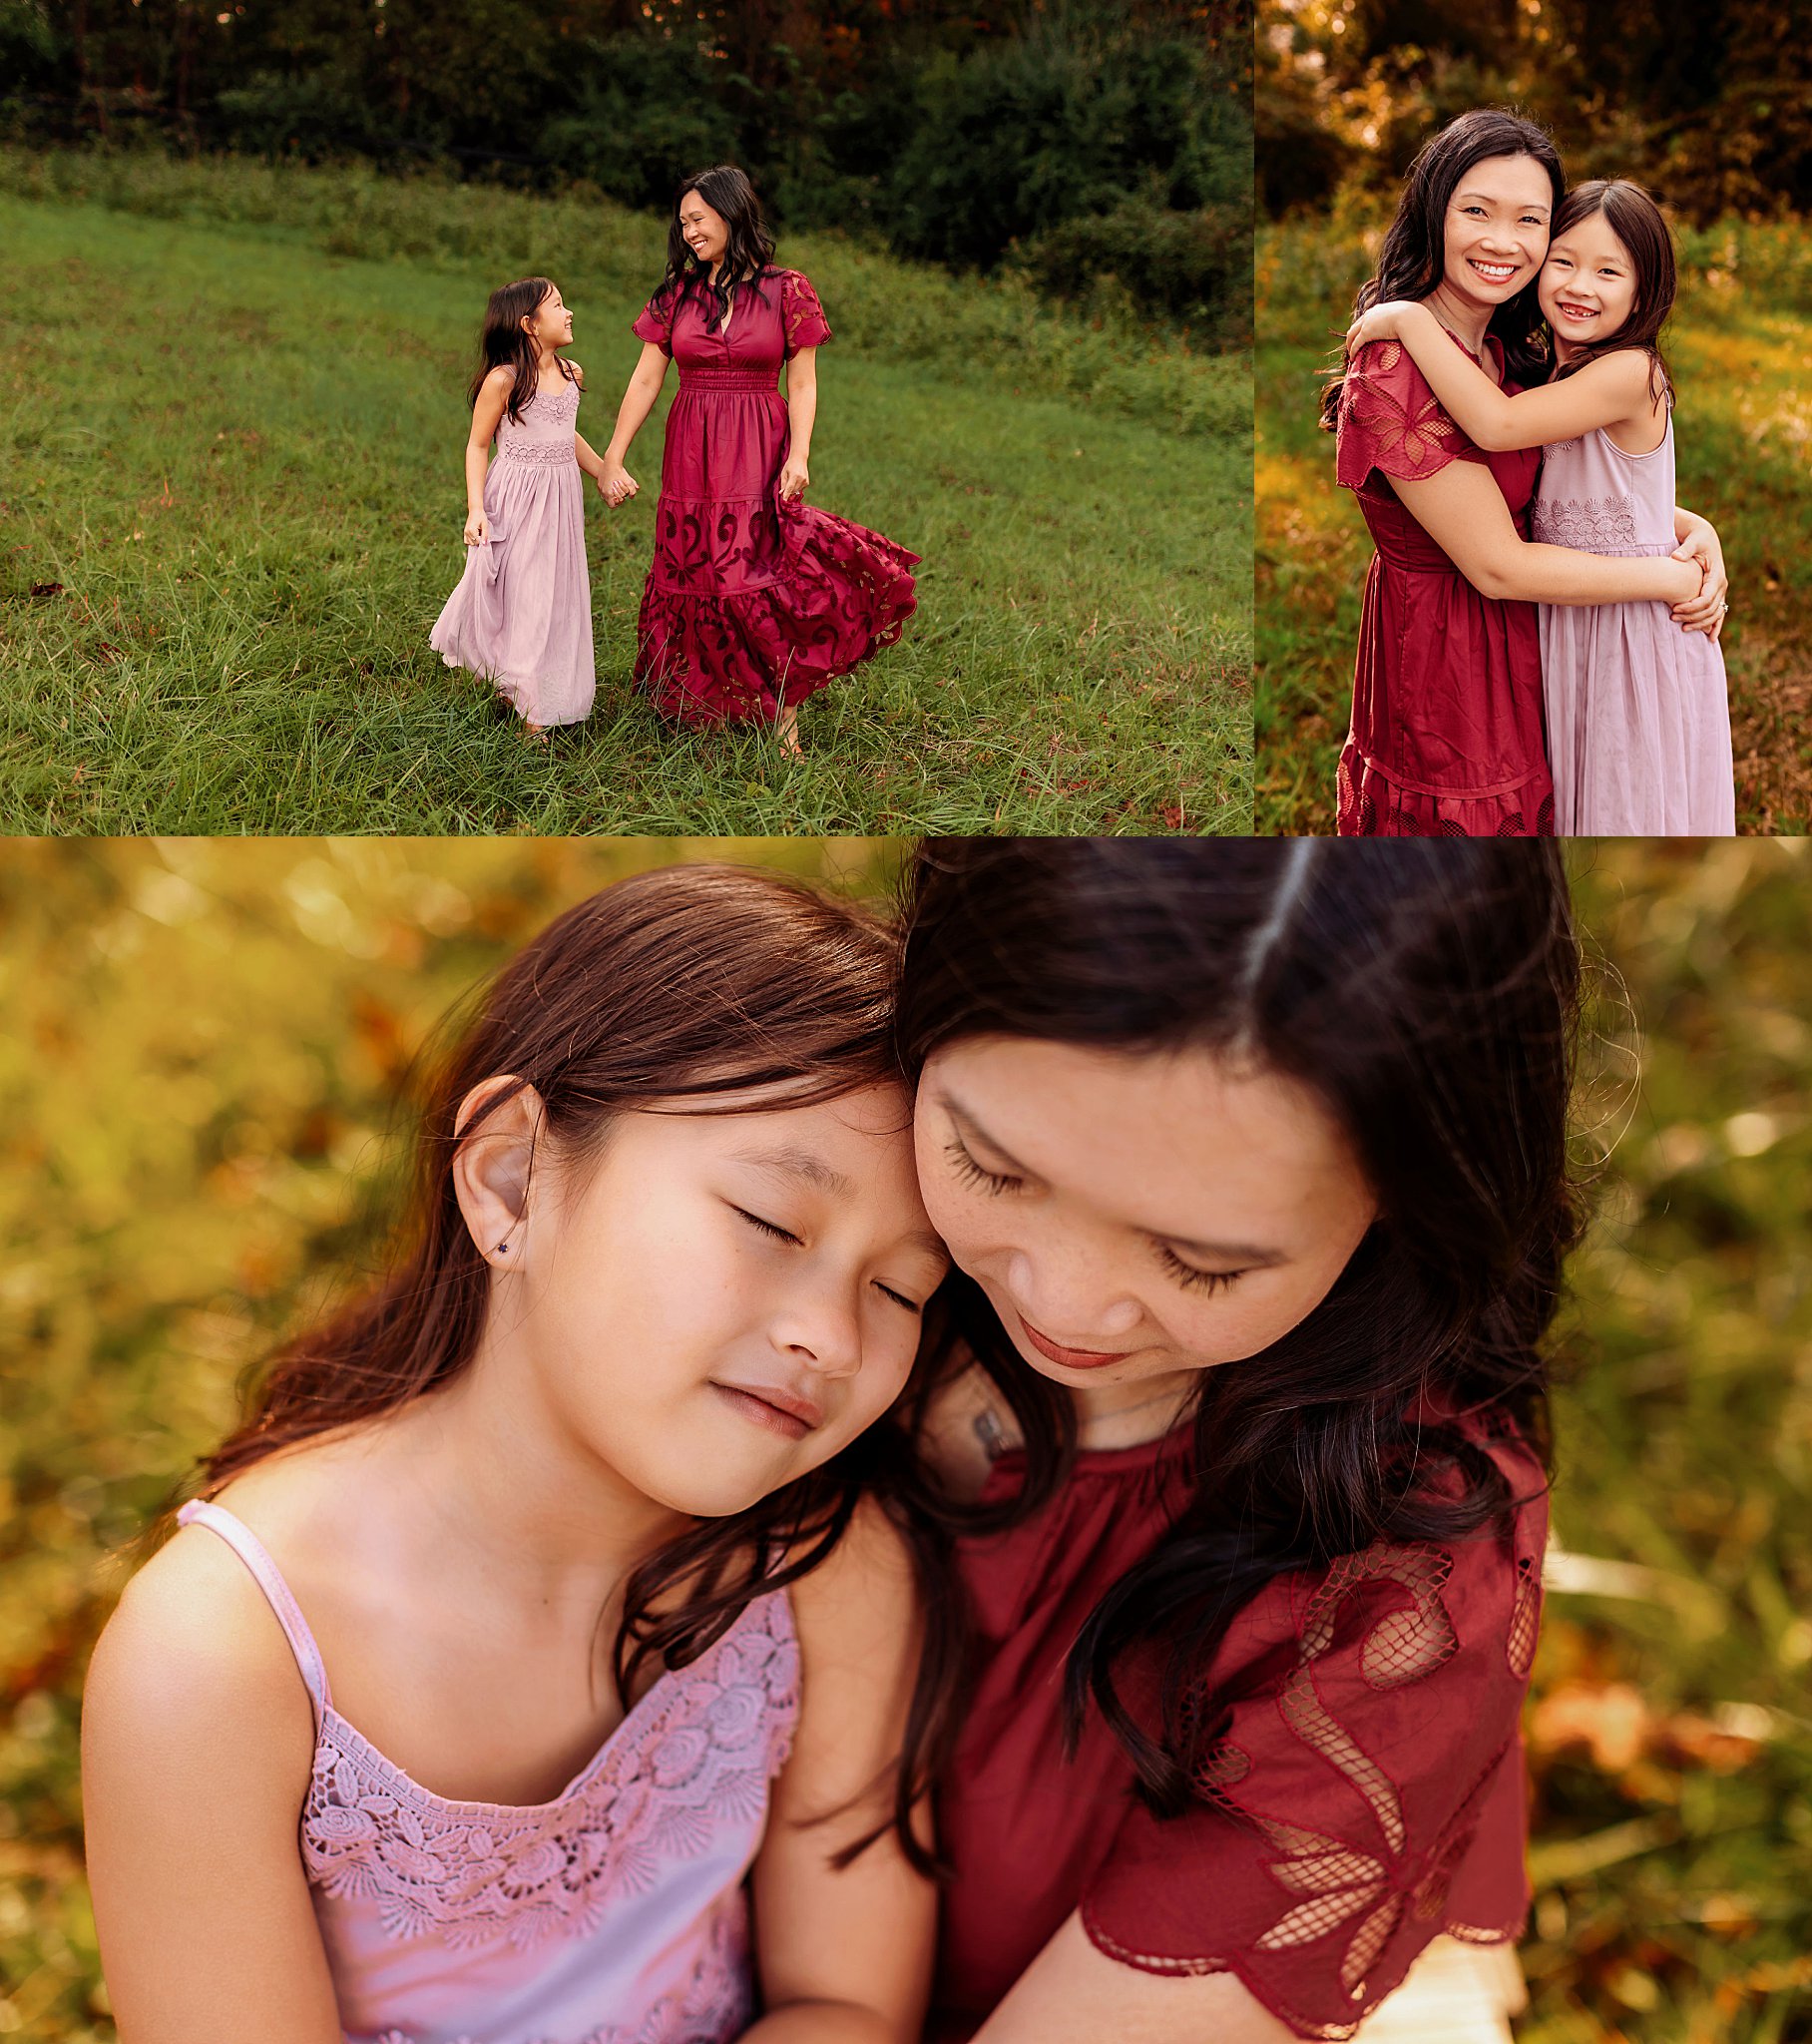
[600, 166, 919, 755]
[1347, 180, 1736, 834]
[431, 277, 611, 738]
[82, 866, 948, 2044]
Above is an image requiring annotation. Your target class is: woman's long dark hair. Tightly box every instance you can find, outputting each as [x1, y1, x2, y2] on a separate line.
[1320, 108, 1566, 432]
[467, 275, 577, 425]
[652, 164, 778, 334]
[1548, 179, 1677, 410]
[895, 840, 1584, 1817]
[200, 864, 959, 1873]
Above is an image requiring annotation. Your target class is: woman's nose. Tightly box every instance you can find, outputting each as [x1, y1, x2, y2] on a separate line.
[1004, 1247, 1142, 1341]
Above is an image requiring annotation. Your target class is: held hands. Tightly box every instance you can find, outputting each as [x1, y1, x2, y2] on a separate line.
[601, 464, 639, 508]
[462, 509, 489, 547]
[778, 455, 809, 503]
[1346, 299, 1422, 352]
[1669, 527, 1729, 641]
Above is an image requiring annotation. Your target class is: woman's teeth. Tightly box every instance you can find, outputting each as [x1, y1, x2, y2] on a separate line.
[1470, 258, 1517, 282]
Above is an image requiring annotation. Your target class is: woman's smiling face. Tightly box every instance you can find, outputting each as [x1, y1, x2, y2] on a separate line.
[1440, 152, 1555, 310]
[914, 1036, 1378, 1393]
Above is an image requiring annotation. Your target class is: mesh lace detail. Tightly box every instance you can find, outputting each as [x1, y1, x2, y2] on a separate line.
[1194, 1542, 1486, 2007]
[304, 1598, 797, 1954]
[1506, 1553, 1541, 1679]
[496, 440, 579, 467]
[1338, 339, 1460, 476]
[1530, 492, 1639, 549]
[779, 270, 832, 354]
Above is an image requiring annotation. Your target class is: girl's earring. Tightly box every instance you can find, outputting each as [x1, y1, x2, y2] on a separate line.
[495, 1241, 510, 1255]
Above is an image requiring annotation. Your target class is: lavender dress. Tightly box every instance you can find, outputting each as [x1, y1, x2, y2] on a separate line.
[1532, 415, 1734, 834]
[430, 373, 597, 728]
[177, 1501, 798, 2044]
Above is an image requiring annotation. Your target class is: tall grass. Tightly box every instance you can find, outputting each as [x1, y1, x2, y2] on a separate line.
[0, 155, 1253, 835]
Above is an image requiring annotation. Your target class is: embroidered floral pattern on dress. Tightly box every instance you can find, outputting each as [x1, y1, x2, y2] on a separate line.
[304, 1598, 797, 1954]
[1189, 1541, 1507, 2009]
[1530, 493, 1640, 549]
[1336, 340, 1462, 481]
[779, 271, 832, 355]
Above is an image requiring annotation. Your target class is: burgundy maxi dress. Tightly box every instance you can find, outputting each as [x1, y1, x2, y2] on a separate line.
[930, 1404, 1548, 2044]
[630, 269, 919, 724]
[1333, 335, 1553, 836]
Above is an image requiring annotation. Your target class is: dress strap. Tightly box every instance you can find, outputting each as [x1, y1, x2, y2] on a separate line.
[176, 1499, 333, 1728]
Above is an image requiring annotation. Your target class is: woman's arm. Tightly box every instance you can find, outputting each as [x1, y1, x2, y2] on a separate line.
[1351, 301, 1653, 452]
[741, 1501, 934, 2044]
[82, 1531, 343, 2044]
[1390, 460, 1702, 606]
[601, 341, 671, 504]
[780, 346, 817, 501]
[970, 1914, 1295, 2044]
[462, 369, 512, 545]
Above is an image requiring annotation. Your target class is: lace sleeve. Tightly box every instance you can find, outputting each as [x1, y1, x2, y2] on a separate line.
[1335, 339, 1483, 492]
[780, 270, 832, 357]
[632, 286, 675, 356]
[1081, 1461, 1548, 2042]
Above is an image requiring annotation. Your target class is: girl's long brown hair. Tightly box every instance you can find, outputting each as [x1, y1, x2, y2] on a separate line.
[468, 275, 578, 425]
[1546, 180, 1677, 410]
[202, 864, 960, 1872]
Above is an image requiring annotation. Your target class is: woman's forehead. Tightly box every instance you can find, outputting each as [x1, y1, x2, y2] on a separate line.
[1454, 154, 1554, 208]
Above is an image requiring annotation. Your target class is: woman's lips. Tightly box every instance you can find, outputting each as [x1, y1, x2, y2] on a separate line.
[711, 1381, 823, 1440]
[1468, 256, 1519, 283]
[1017, 1313, 1132, 1371]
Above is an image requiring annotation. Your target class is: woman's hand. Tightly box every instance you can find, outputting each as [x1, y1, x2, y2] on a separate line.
[1670, 513, 1728, 639]
[462, 508, 489, 547]
[778, 454, 809, 502]
[1346, 298, 1420, 352]
[601, 463, 639, 508]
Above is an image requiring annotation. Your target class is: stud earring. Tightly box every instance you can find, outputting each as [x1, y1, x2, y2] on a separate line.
[495, 1241, 510, 1255]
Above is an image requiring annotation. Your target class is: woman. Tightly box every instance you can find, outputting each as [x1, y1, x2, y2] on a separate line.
[600, 165, 919, 753]
[896, 838, 1579, 2043]
[1320, 109, 1727, 835]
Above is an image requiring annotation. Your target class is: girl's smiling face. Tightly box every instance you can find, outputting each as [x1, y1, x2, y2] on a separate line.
[523, 283, 575, 352]
[1441, 153, 1554, 310]
[1539, 209, 1638, 353]
[914, 1038, 1378, 1392]
[463, 1082, 948, 1518]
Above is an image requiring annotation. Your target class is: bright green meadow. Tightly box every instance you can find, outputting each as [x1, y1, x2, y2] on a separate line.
[1256, 213, 1812, 835]
[2, 839, 1810, 2043]
[0, 153, 1252, 834]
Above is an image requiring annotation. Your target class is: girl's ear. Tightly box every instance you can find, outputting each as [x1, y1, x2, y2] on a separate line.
[452, 1076, 546, 1267]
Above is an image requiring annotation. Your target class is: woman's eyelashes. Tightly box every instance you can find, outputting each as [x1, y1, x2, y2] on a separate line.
[728, 1205, 924, 1313]
[944, 1134, 1022, 1196]
[1153, 1243, 1247, 1295]
[945, 1133, 1248, 1300]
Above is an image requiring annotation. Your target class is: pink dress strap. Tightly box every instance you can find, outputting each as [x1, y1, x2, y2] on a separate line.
[176, 1499, 332, 1728]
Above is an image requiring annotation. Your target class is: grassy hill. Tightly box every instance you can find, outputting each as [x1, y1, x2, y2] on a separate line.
[0, 152, 1252, 834]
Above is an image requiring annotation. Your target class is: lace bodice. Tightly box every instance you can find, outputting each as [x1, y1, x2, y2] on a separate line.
[176, 1501, 798, 2044]
[1532, 410, 1678, 557]
[495, 375, 582, 465]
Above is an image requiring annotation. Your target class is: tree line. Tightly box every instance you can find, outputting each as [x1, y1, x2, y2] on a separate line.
[1, 0, 1252, 341]
[1259, 0, 1811, 222]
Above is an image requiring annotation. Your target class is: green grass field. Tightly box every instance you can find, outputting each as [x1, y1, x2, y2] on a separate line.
[2, 839, 1810, 2044]
[1256, 212, 1812, 835]
[0, 153, 1252, 834]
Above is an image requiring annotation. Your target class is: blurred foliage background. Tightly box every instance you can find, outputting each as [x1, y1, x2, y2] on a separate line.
[1, 0, 1251, 342]
[2, 836, 1811, 2042]
[1254, 0, 1812, 832]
